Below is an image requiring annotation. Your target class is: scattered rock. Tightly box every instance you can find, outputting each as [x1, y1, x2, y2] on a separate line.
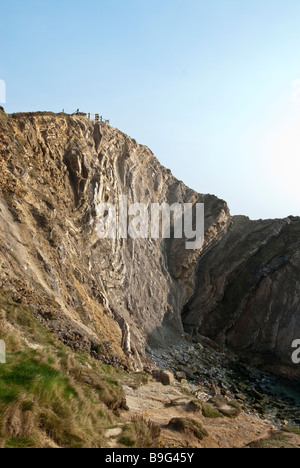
[106, 427, 123, 438]
[166, 418, 208, 441]
[208, 398, 242, 419]
[210, 384, 221, 397]
[194, 343, 204, 351]
[152, 369, 174, 386]
[178, 366, 194, 379]
[167, 398, 191, 407]
[186, 400, 202, 413]
[176, 371, 187, 381]
[251, 388, 265, 401]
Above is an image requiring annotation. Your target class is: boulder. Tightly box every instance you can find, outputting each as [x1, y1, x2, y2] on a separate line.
[152, 369, 174, 386]
[208, 398, 241, 419]
[186, 400, 202, 413]
[178, 366, 194, 379]
[176, 371, 187, 381]
[168, 398, 191, 407]
[167, 418, 208, 441]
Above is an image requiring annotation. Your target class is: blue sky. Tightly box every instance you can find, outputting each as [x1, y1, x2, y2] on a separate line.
[1, 0, 300, 219]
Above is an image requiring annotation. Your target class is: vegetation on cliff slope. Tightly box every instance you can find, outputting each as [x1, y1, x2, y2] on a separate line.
[0, 289, 156, 448]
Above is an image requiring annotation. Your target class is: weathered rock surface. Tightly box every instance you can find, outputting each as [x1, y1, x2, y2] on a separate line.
[0, 110, 229, 370]
[166, 417, 208, 441]
[1, 109, 300, 380]
[122, 378, 277, 449]
[183, 215, 300, 379]
[152, 369, 174, 386]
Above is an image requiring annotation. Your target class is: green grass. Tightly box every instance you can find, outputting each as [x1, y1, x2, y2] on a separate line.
[201, 403, 222, 419]
[0, 290, 56, 349]
[0, 345, 125, 447]
[5, 437, 37, 449]
[208, 398, 242, 419]
[127, 372, 150, 390]
[0, 289, 129, 448]
[119, 434, 135, 448]
[248, 431, 297, 449]
[283, 426, 300, 436]
[105, 378, 119, 387]
[167, 418, 208, 441]
[119, 417, 161, 449]
[0, 288, 163, 448]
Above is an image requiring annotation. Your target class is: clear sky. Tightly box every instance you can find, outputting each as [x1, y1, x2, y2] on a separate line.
[1, 0, 300, 219]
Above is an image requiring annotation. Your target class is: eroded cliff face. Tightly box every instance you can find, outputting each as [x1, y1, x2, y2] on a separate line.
[0, 109, 229, 370]
[1, 109, 299, 380]
[183, 215, 300, 380]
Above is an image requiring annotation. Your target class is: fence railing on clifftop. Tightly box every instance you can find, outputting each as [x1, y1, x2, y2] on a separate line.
[86, 113, 110, 125]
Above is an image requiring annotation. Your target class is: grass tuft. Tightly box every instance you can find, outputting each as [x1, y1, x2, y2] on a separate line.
[119, 416, 161, 448]
[0, 288, 127, 448]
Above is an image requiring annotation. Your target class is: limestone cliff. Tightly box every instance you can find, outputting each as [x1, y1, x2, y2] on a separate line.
[0, 108, 299, 380]
[0, 109, 229, 370]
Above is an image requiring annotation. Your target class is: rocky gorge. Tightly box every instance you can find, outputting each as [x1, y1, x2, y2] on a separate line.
[0, 107, 300, 447]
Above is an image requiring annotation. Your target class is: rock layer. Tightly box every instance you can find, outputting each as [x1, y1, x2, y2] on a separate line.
[183, 215, 300, 379]
[0, 109, 299, 379]
[0, 110, 228, 370]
